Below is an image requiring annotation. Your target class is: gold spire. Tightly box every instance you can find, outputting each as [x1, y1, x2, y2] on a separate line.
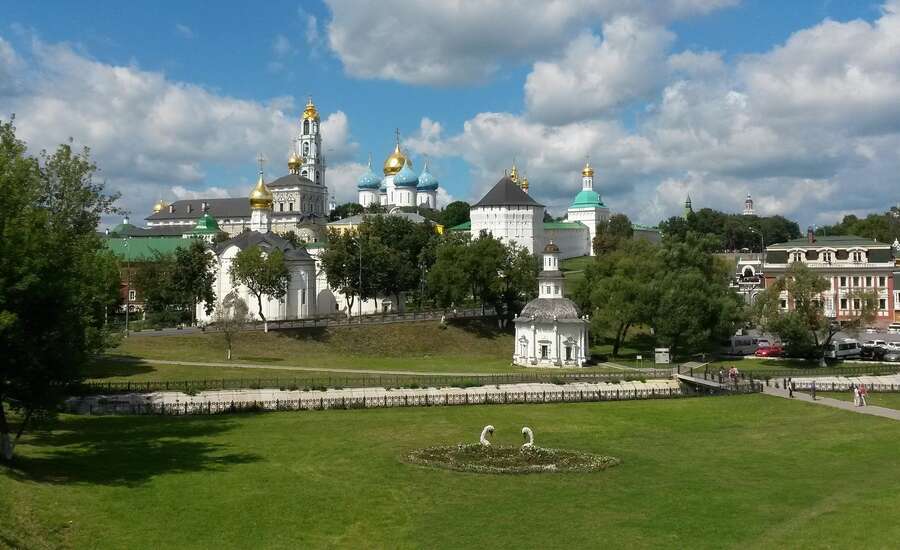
[582, 160, 594, 177]
[302, 95, 320, 121]
[288, 149, 302, 174]
[520, 176, 529, 191]
[249, 154, 273, 209]
[509, 163, 519, 184]
[383, 129, 410, 175]
[152, 199, 169, 213]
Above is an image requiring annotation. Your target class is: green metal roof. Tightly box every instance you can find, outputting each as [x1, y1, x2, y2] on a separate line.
[188, 213, 221, 235]
[569, 189, 605, 208]
[448, 221, 471, 231]
[543, 221, 585, 230]
[104, 237, 189, 261]
[767, 235, 888, 250]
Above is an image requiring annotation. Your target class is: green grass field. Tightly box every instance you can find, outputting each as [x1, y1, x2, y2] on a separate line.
[3, 395, 900, 548]
[819, 391, 900, 410]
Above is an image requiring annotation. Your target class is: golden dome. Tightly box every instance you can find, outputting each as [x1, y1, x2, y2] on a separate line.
[508, 164, 519, 183]
[249, 174, 273, 209]
[302, 96, 320, 121]
[582, 161, 594, 177]
[152, 199, 168, 213]
[288, 151, 302, 173]
[520, 177, 529, 190]
[383, 143, 411, 176]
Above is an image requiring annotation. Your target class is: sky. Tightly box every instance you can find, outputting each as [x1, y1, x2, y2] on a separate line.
[1, 0, 898, 229]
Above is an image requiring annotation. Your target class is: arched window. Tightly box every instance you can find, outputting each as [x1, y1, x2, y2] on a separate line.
[303, 120, 310, 134]
[303, 143, 309, 156]
[743, 267, 754, 278]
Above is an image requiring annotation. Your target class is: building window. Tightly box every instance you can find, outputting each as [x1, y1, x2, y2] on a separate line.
[780, 299, 788, 310]
[520, 342, 527, 356]
[880, 298, 887, 310]
[300, 289, 306, 305]
[791, 252, 803, 262]
[128, 289, 136, 302]
[840, 277, 847, 287]
[852, 277, 859, 287]
[822, 251, 833, 263]
[852, 251, 863, 262]
[866, 276, 872, 287]
[840, 298, 847, 310]
[853, 298, 861, 310]
[879, 276, 886, 287]
[540, 345, 549, 359]
[554, 285, 559, 295]
[279, 203, 284, 212]
[565, 346, 573, 361]
[288, 202, 294, 211]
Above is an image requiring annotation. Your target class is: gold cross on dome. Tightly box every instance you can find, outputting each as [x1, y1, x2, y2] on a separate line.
[256, 153, 267, 174]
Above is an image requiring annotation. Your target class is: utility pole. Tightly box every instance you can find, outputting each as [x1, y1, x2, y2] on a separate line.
[123, 236, 130, 337]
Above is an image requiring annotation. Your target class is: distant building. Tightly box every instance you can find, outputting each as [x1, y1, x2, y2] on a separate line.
[356, 131, 439, 210]
[743, 193, 755, 216]
[565, 161, 610, 255]
[763, 229, 898, 325]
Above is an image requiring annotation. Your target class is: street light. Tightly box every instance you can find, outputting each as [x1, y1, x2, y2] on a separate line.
[749, 227, 766, 263]
[123, 235, 130, 337]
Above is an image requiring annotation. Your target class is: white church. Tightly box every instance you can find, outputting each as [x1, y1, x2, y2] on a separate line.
[357, 132, 439, 210]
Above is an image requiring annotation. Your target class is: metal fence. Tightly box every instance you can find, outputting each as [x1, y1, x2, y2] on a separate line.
[766, 379, 900, 393]
[78, 386, 690, 416]
[690, 364, 900, 382]
[71, 369, 676, 395]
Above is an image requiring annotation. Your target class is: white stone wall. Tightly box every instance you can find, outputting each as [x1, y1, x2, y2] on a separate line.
[566, 206, 610, 256]
[544, 226, 590, 259]
[358, 189, 378, 207]
[513, 320, 588, 367]
[416, 190, 437, 209]
[470, 204, 544, 254]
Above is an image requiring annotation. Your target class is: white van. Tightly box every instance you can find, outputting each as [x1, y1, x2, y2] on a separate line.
[721, 335, 760, 355]
[825, 339, 861, 359]
[887, 323, 900, 334]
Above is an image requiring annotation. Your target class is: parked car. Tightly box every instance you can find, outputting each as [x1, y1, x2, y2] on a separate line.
[860, 345, 887, 361]
[882, 351, 900, 363]
[825, 339, 861, 359]
[864, 339, 888, 348]
[755, 345, 783, 358]
[884, 341, 900, 351]
[888, 323, 900, 334]
[865, 327, 879, 334]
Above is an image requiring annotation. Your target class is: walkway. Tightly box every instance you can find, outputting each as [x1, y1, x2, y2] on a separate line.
[762, 385, 900, 421]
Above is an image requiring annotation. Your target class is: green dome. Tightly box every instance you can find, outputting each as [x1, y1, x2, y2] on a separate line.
[189, 213, 220, 235]
[570, 189, 605, 209]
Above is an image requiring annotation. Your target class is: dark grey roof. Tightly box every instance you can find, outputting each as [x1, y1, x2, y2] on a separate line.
[517, 298, 581, 321]
[268, 173, 317, 188]
[142, 225, 195, 237]
[146, 198, 249, 221]
[216, 231, 314, 263]
[473, 176, 543, 208]
[767, 235, 889, 250]
[328, 212, 430, 226]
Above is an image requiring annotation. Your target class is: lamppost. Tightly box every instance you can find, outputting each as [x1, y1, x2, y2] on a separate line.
[749, 227, 765, 263]
[357, 233, 363, 319]
[123, 235, 130, 337]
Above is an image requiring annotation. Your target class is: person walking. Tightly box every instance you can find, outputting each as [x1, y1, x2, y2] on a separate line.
[853, 386, 860, 407]
[811, 380, 816, 401]
[859, 384, 868, 407]
[788, 379, 794, 398]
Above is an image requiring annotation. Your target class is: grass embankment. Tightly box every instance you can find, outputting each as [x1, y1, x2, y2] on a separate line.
[94, 320, 618, 383]
[819, 391, 900, 410]
[3, 395, 900, 548]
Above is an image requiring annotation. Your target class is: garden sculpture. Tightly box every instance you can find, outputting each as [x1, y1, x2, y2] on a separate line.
[521, 427, 534, 449]
[479, 425, 495, 446]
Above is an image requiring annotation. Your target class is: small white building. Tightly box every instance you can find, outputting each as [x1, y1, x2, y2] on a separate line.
[470, 174, 545, 254]
[513, 242, 589, 367]
[197, 169, 317, 325]
[565, 162, 610, 255]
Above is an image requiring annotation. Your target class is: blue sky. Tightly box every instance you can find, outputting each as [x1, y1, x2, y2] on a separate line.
[1, 1, 897, 228]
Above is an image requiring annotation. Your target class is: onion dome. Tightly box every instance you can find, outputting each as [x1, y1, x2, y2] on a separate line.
[582, 161, 594, 177]
[416, 161, 439, 191]
[357, 157, 381, 190]
[302, 96, 320, 121]
[508, 164, 519, 183]
[393, 159, 419, 187]
[190, 212, 221, 236]
[520, 176, 529, 191]
[249, 173, 273, 209]
[379, 178, 388, 193]
[152, 199, 169, 213]
[288, 151, 302, 173]
[384, 143, 411, 176]
[544, 241, 560, 254]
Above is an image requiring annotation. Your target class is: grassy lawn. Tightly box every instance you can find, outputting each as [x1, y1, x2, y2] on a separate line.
[560, 255, 593, 295]
[819, 391, 900, 410]
[3, 395, 900, 548]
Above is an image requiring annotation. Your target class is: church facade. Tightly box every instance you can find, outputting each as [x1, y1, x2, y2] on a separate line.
[357, 134, 439, 210]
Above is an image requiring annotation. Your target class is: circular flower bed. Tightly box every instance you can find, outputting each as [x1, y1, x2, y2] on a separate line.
[407, 444, 620, 474]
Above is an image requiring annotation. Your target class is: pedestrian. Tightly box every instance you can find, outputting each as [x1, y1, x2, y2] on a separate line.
[853, 386, 860, 407]
[788, 379, 794, 398]
[859, 384, 868, 407]
[811, 380, 816, 401]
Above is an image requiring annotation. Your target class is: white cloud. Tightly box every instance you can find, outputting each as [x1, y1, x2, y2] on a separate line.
[1, 37, 358, 219]
[667, 50, 725, 77]
[324, 161, 366, 204]
[171, 185, 231, 200]
[0, 37, 23, 96]
[175, 23, 194, 39]
[525, 17, 674, 124]
[272, 34, 294, 57]
[325, 0, 736, 86]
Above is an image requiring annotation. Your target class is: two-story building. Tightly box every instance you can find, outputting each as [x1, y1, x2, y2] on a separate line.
[763, 231, 898, 325]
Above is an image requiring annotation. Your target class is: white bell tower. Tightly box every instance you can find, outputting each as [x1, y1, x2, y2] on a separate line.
[298, 96, 325, 187]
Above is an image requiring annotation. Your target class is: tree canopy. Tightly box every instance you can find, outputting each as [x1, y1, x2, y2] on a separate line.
[659, 208, 800, 251]
[815, 208, 900, 243]
[593, 213, 634, 256]
[229, 245, 290, 332]
[0, 120, 120, 461]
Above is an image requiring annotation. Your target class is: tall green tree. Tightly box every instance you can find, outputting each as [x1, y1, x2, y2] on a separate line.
[427, 235, 470, 311]
[754, 262, 877, 366]
[495, 243, 538, 326]
[320, 229, 360, 315]
[441, 201, 470, 228]
[133, 251, 179, 314]
[172, 240, 216, 324]
[329, 202, 364, 222]
[0, 121, 120, 461]
[593, 213, 634, 256]
[230, 245, 290, 332]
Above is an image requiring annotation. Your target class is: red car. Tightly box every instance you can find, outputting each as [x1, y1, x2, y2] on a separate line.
[755, 345, 783, 357]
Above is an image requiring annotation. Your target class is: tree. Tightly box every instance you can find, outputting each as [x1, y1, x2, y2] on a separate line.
[593, 213, 634, 256]
[329, 202, 364, 222]
[1, 121, 120, 461]
[215, 294, 249, 360]
[428, 235, 470, 310]
[229, 245, 290, 332]
[320, 229, 360, 315]
[441, 201, 470, 228]
[658, 208, 801, 252]
[495, 243, 538, 326]
[754, 262, 877, 366]
[172, 240, 216, 324]
[574, 239, 661, 356]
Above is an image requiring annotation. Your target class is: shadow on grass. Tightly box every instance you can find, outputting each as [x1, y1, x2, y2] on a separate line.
[448, 318, 511, 339]
[4, 415, 259, 486]
[83, 356, 156, 379]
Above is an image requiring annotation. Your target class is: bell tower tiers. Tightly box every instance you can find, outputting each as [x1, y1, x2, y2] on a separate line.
[298, 96, 324, 187]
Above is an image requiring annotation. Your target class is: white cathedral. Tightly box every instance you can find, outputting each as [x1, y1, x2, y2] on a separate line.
[357, 132, 439, 210]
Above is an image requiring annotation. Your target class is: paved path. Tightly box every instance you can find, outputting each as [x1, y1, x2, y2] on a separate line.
[762, 385, 900, 421]
[108, 356, 669, 378]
